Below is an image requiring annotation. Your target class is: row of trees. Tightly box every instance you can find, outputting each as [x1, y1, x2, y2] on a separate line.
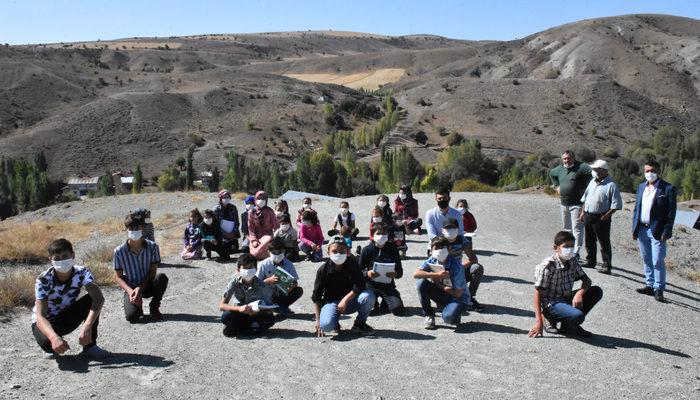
[0, 152, 56, 218]
[324, 95, 399, 153]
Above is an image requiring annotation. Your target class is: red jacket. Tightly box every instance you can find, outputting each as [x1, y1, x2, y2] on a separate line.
[394, 197, 419, 220]
[462, 211, 477, 233]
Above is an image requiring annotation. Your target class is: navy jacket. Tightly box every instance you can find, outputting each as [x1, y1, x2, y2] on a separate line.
[632, 179, 677, 240]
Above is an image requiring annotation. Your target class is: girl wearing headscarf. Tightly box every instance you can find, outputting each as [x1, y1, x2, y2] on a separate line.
[394, 184, 423, 234]
[247, 191, 279, 260]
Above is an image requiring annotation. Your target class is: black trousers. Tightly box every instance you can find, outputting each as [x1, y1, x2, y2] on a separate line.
[32, 295, 98, 353]
[123, 273, 169, 323]
[272, 286, 303, 308]
[584, 213, 613, 267]
[221, 311, 275, 336]
[203, 241, 227, 258]
[369, 283, 405, 316]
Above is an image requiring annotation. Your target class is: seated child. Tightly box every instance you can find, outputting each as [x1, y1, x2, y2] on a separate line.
[358, 223, 405, 316]
[256, 238, 303, 314]
[528, 231, 603, 338]
[274, 200, 291, 221]
[133, 208, 155, 242]
[328, 201, 360, 239]
[181, 208, 203, 260]
[298, 210, 324, 262]
[202, 209, 224, 259]
[413, 236, 470, 330]
[296, 197, 316, 227]
[273, 214, 299, 261]
[441, 218, 484, 311]
[218, 253, 276, 337]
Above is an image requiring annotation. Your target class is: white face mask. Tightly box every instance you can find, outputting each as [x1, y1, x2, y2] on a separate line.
[377, 200, 387, 208]
[432, 248, 449, 262]
[442, 228, 458, 240]
[271, 253, 285, 264]
[303, 203, 311, 209]
[245, 204, 252, 210]
[256, 199, 267, 208]
[340, 208, 349, 215]
[372, 216, 382, 223]
[457, 207, 467, 215]
[330, 253, 347, 265]
[204, 218, 213, 226]
[374, 235, 388, 247]
[303, 220, 313, 227]
[399, 193, 407, 200]
[645, 172, 658, 183]
[222, 198, 231, 206]
[559, 247, 576, 261]
[52, 258, 75, 273]
[240, 268, 256, 282]
[144, 218, 152, 224]
[128, 230, 143, 241]
[280, 224, 290, 231]
[275, 211, 284, 217]
[592, 170, 599, 180]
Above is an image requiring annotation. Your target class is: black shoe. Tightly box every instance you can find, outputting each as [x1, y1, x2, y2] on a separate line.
[468, 298, 484, 312]
[223, 326, 237, 338]
[580, 263, 596, 269]
[636, 286, 654, 296]
[351, 321, 375, 336]
[356, 245, 362, 256]
[654, 290, 666, 303]
[149, 305, 163, 320]
[206, 251, 212, 259]
[598, 266, 611, 275]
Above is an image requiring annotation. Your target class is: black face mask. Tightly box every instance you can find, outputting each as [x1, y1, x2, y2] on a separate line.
[437, 199, 449, 209]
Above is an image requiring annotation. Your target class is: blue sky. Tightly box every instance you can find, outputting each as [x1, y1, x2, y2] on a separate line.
[1, 0, 699, 45]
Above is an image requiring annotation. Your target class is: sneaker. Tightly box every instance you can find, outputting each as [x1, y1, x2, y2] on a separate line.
[355, 245, 362, 256]
[149, 305, 163, 320]
[468, 298, 484, 312]
[598, 266, 611, 275]
[399, 249, 407, 258]
[413, 228, 421, 235]
[223, 326, 236, 337]
[42, 351, 56, 360]
[351, 321, 375, 336]
[543, 318, 560, 334]
[636, 286, 654, 296]
[82, 345, 111, 359]
[580, 263, 596, 269]
[654, 290, 666, 303]
[424, 316, 437, 330]
[206, 251, 212, 259]
[276, 306, 294, 315]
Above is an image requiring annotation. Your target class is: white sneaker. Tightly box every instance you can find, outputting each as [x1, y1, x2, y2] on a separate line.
[82, 345, 111, 359]
[42, 351, 56, 360]
[424, 316, 436, 330]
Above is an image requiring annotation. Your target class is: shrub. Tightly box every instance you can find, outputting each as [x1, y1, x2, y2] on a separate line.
[446, 132, 464, 146]
[188, 133, 205, 147]
[245, 121, 257, 131]
[452, 179, 500, 193]
[301, 95, 315, 105]
[415, 130, 428, 145]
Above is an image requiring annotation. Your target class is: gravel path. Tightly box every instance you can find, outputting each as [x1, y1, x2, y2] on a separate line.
[1, 192, 699, 399]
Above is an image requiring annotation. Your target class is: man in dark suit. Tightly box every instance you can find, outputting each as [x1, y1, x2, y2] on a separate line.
[632, 160, 677, 302]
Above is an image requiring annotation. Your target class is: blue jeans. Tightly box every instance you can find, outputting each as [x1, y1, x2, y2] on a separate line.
[544, 286, 603, 327]
[319, 290, 375, 332]
[637, 226, 667, 290]
[415, 278, 468, 325]
[298, 242, 323, 262]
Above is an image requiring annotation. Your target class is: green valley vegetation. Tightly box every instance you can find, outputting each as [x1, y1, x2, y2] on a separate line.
[0, 151, 56, 219]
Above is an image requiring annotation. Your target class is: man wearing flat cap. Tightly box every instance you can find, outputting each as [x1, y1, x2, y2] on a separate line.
[579, 160, 623, 275]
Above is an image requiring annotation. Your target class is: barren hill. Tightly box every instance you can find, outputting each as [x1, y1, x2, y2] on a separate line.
[1, 15, 699, 179]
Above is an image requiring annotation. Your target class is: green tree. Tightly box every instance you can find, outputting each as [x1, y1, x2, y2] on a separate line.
[34, 151, 48, 172]
[309, 151, 336, 195]
[269, 162, 282, 197]
[185, 146, 195, 190]
[208, 166, 220, 192]
[98, 172, 114, 196]
[132, 165, 143, 193]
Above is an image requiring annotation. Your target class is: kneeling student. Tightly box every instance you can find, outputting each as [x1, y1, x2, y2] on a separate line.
[414, 236, 470, 330]
[359, 223, 405, 316]
[219, 253, 276, 337]
[528, 231, 603, 338]
[114, 212, 169, 323]
[257, 238, 303, 314]
[32, 239, 110, 359]
[442, 218, 484, 311]
[312, 236, 376, 336]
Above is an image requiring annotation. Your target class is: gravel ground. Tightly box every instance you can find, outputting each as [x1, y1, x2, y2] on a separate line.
[1, 192, 699, 400]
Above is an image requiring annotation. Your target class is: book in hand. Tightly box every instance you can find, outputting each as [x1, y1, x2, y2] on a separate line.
[464, 232, 477, 238]
[220, 219, 236, 234]
[427, 263, 452, 287]
[202, 235, 216, 242]
[372, 262, 396, 284]
[274, 267, 297, 293]
[248, 299, 278, 313]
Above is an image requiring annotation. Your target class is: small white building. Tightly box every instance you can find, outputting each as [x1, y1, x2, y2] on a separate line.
[120, 176, 134, 191]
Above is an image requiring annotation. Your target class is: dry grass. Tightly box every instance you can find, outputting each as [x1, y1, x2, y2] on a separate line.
[0, 269, 37, 313]
[83, 246, 117, 286]
[284, 68, 405, 91]
[95, 217, 124, 236]
[0, 220, 92, 263]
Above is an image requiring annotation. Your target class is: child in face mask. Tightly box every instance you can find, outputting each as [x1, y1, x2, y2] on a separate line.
[456, 199, 477, 234]
[413, 236, 471, 330]
[441, 218, 484, 311]
[31, 238, 110, 359]
[369, 206, 393, 241]
[296, 197, 315, 227]
[298, 210, 324, 262]
[181, 208, 204, 260]
[274, 200, 291, 221]
[328, 201, 360, 239]
[256, 238, 303, 314]
[201, 209, 224, 260]
[528, 231, 602, 339]
[312, 237, 376, 337]
[214, 190, 241, 257]
[218, 253, 275, 337]
[273, 214, 299, 262]
[239, 195, 255, 254]
[359, 223, 405, 316]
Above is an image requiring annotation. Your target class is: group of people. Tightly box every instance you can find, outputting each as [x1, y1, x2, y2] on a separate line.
[30, 154, 678, 357]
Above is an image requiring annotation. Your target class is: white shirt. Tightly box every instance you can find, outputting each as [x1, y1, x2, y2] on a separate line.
[640, 182, 658, 224]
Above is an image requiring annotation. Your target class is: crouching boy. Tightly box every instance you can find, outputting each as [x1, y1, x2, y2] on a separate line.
[32, 239, 110, 359]
[528, 231, 603, 338]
